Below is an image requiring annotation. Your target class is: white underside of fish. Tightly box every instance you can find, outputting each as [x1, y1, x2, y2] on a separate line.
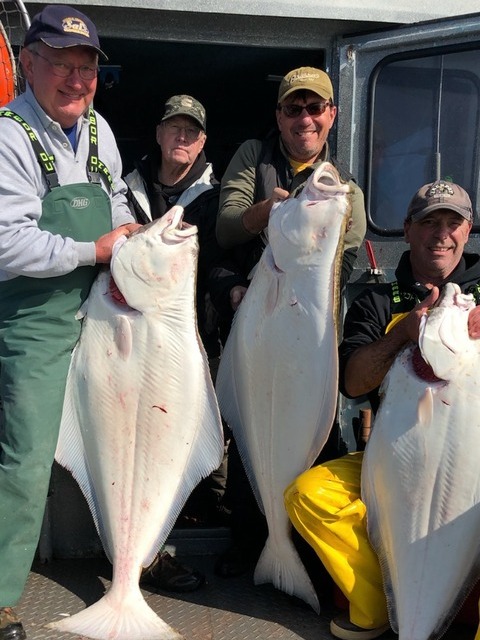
[49, 212, 224, 640]
[361, 283, 480, 640]
[216, 162, 351, 613]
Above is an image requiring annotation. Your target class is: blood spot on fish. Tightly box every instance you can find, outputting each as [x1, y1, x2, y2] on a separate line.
[152, 405, 167, 413]
[109, 276, 127, 305]
[411, 347, 442, 383]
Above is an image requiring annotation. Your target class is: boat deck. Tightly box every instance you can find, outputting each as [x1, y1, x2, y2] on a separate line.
[18, 526, 477, 640]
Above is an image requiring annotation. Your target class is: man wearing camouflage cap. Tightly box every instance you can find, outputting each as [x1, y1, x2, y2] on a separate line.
[211, 66, 367, 578]
[285, 180, 480, 639]
[125, 94, 223, 360]
[124, 96, 227, 592]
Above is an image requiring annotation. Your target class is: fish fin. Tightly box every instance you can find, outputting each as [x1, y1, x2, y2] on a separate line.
[417, 387, 434, 425]
[254, 535, 320, 614]
[263, 246, 283, 315]
[144, 359, 225, 566]
[55, 348, 113, 563]
[48, 586, 183, 640]
[215, 333, 265, 513]
[265, 276, 280, 315]
[114, 315, 133, 360]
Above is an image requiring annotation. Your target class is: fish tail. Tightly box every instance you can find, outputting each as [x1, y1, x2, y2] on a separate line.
[254, 536, 320, 614]
[47, 588, 184, 640]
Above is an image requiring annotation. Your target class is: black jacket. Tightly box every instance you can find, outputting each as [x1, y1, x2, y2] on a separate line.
[339, 251, 480, 411]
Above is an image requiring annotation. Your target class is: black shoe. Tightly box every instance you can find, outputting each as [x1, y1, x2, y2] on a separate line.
[214, 543, 258, 578]
[0, 608, 26, 640]
[140, 551, 205, 593]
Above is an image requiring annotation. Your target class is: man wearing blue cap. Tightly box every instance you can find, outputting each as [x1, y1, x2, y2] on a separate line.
[0, 6, 141, 639]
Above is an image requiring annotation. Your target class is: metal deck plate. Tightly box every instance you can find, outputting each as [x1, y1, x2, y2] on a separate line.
[17, 554, 476, 640]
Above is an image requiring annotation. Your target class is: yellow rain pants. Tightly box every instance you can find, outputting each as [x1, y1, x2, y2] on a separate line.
[284, 451, 389, 630]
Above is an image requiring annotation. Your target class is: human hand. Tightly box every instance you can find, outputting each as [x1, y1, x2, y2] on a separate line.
[403, 287, 440, 343]
[94, 223, 142, 264]
[242, 188, 289, 234]
[230, 285, 248, 310]
[468, 306, 480, 338]
[270, 187, 289, 206]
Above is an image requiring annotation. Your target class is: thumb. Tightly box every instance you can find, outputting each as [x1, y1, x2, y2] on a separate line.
[423, 285, 440, 309]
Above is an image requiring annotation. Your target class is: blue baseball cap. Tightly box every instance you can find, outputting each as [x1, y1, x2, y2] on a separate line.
[24, 5, 107, 60]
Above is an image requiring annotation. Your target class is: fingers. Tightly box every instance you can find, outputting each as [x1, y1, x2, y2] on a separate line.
[95, 225, 139, 264]
[468, 306, 480, 339]
[230, 286, 248, 310]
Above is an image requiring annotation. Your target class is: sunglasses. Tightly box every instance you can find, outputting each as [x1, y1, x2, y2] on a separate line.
[278, 101, 332, 118]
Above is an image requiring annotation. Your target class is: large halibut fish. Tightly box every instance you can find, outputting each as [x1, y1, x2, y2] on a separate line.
[362, 282, 480, 639]
[49, 208, 224, 640]
[216, 162, 351, 612]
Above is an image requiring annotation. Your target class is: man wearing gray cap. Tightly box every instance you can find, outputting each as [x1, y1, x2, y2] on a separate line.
[124, 95, 227, 592]
[211, 66, 367, 578]
[0, 5, 140, 639]
[285, 180, 480, 639]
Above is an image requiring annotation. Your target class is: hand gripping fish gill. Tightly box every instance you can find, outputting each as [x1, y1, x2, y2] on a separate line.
[49, 207, 225, 640]
[216, 162, 352, 612]
[362, 282, 480, 640]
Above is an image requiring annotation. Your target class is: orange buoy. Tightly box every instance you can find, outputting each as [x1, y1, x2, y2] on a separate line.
[0, 21, 15, 106]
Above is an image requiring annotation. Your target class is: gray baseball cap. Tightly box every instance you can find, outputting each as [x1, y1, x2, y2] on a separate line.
[406, 180, 473, 222]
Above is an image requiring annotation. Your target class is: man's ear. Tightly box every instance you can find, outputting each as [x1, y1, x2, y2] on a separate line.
[19, 47, 34, 85]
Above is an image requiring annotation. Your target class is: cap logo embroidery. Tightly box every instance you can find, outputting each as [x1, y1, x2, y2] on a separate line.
[427, 182, 454, 198]
[62, 17, 90, 39]
[288, 71, 320, 85]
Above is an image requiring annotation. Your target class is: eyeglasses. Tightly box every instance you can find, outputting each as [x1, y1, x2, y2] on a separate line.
[163, 122, 202, 141]
[31, 50, 98, 81]
[278, 101, 332, 118]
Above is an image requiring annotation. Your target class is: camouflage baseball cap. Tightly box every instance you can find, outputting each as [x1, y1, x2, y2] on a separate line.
[406, 180, 473, 222]
[278, 67, 334, 103]
[161, 95, 206, 131]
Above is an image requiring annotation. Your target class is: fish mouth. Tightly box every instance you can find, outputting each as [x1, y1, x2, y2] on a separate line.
[127, 206, 198, 242]
[306, 162, 350, 200]
[164, 206, 198, 238]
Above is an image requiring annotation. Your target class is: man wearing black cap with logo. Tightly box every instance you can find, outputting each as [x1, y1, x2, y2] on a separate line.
[124, 95, 227, 592]
[211, 66, 367, 578]
[285, 180, 480, 639]
[0, 6, 141, 639]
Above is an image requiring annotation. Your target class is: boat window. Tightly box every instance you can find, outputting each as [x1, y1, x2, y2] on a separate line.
[368, 50, 480, 234]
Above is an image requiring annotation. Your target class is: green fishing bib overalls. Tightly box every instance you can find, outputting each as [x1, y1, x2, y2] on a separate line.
[0, 110, 113, 605]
